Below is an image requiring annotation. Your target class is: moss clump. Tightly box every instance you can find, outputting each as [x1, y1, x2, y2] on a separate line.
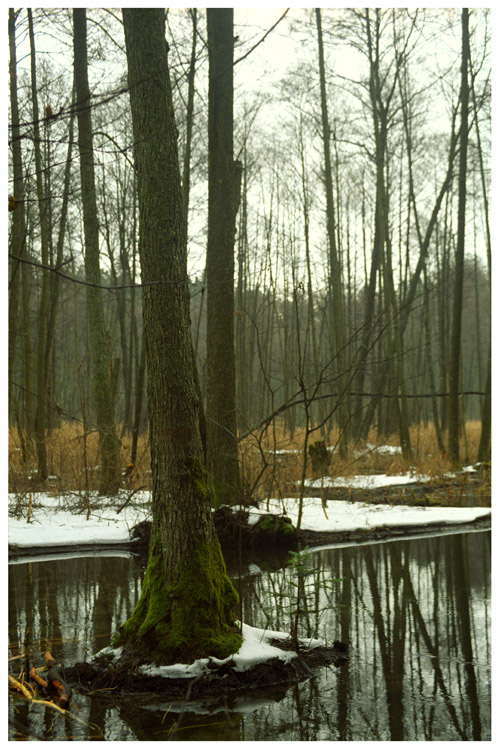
[114, 530, 242, 664]
[254, 514, 296, 544]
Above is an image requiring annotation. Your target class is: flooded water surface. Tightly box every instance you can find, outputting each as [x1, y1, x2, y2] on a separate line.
[9, 530, 490, 741]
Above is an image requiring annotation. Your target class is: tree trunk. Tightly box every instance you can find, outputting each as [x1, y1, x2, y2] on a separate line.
[316, 8, 349, 455]
[448, 9, 469, 465]
[8, 9, 27, 425]
[73, 8, 121, 494]
[28, 8, 50, 482]
[117, 7, 241, 664]
[206, 8, 242, 506]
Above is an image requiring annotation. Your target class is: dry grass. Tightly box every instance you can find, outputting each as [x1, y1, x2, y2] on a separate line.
[8, 419, 486, 501]
[238, 419, 486, 502]
[8, 422, 151, 494]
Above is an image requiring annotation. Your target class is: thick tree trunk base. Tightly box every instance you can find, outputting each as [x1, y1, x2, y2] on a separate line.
[113, 531, 242, 665]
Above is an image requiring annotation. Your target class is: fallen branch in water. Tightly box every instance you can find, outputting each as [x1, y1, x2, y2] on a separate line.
[8, 674, 66, 714]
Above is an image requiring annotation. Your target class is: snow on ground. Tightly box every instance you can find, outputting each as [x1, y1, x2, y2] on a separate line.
[364, 442, 402, 455]
[248, 496, 489, 533]
[304, 471, 431, 489]
[8, 496, 149, 550]
[95, 623, 322, 680]
[8, 470, 490, 551]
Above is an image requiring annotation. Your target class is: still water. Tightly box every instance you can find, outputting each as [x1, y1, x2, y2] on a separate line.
[9, 530, 490, 741]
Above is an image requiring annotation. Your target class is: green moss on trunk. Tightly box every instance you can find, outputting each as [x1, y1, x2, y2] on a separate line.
[114, 529, 242, 664]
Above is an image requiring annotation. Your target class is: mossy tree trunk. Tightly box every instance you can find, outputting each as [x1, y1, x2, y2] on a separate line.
[118, 8, 241, 664]
[206, 9, 242, 506]
[73, 9, 121, 494]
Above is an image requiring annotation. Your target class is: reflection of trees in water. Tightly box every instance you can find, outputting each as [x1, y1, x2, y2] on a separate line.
[244, 532, 490, 740]
[8, 532, 490, 740]
[9, 555, 143, 740]
[9, 556, 143, 662]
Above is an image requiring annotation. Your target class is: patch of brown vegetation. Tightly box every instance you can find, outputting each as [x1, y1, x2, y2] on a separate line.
[8, 423, 151, 494]
[8, 419, 489, 506]
[238, 419, 488, 505]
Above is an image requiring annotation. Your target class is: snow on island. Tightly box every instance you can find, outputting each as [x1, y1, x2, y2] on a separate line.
[92, 623, 323, 680]
[8, 468, 490, 553]
[138, 623, 322, 678]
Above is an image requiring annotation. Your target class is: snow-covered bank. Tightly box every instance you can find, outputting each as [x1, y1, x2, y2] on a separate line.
[8, 480, 490, 554]
[248, 497, 490, 534]
[8, 500, 148, 550]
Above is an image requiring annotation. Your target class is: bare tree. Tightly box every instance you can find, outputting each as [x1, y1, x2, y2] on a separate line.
[448, 9, 470, 465]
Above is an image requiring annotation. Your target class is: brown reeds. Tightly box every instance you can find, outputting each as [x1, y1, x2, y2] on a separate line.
[8, 422, 151, 494]
[8, 419, 485, 500]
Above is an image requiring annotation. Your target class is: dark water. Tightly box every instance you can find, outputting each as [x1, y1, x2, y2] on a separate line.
[9, 530, 490, 741]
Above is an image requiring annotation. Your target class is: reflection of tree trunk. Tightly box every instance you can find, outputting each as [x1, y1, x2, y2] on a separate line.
[119, 703, 242, 740]
[402, 557, 467, 739]
[337, 548, 351, 740]
[451, 535, 482, 739]
[365, 546, 405, 740]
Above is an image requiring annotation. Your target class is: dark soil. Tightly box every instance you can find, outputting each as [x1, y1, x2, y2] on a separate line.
[63, 639, 348, 703]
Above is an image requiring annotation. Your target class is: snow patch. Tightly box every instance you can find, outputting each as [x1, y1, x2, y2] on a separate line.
[138, 623, 322, 679]
[304, 471, 431, 489]
[248, 497, 489, 534]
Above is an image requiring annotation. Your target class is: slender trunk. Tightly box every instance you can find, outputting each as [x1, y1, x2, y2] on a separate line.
[28, 8, 50, 482]
[8, 9, 27, 425]
[181, 7, 197, 240]
[73, 8, 121, 493]
[44, 89, 75, 428]
[448, 9, 469, 465]
[206, 8, 242, 506]
[316, 8, 349, 455]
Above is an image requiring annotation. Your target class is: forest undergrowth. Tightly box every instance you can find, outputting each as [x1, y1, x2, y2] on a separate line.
[8, 420, 487, 501]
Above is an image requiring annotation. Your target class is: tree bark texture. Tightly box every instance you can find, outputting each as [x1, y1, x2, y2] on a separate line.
[206, 8, 242, 506]
[118, 8, 241, 663]
[73, 9, 121, 494]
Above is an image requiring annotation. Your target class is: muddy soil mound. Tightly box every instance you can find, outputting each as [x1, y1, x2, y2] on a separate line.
[64, 641, 348, 703]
